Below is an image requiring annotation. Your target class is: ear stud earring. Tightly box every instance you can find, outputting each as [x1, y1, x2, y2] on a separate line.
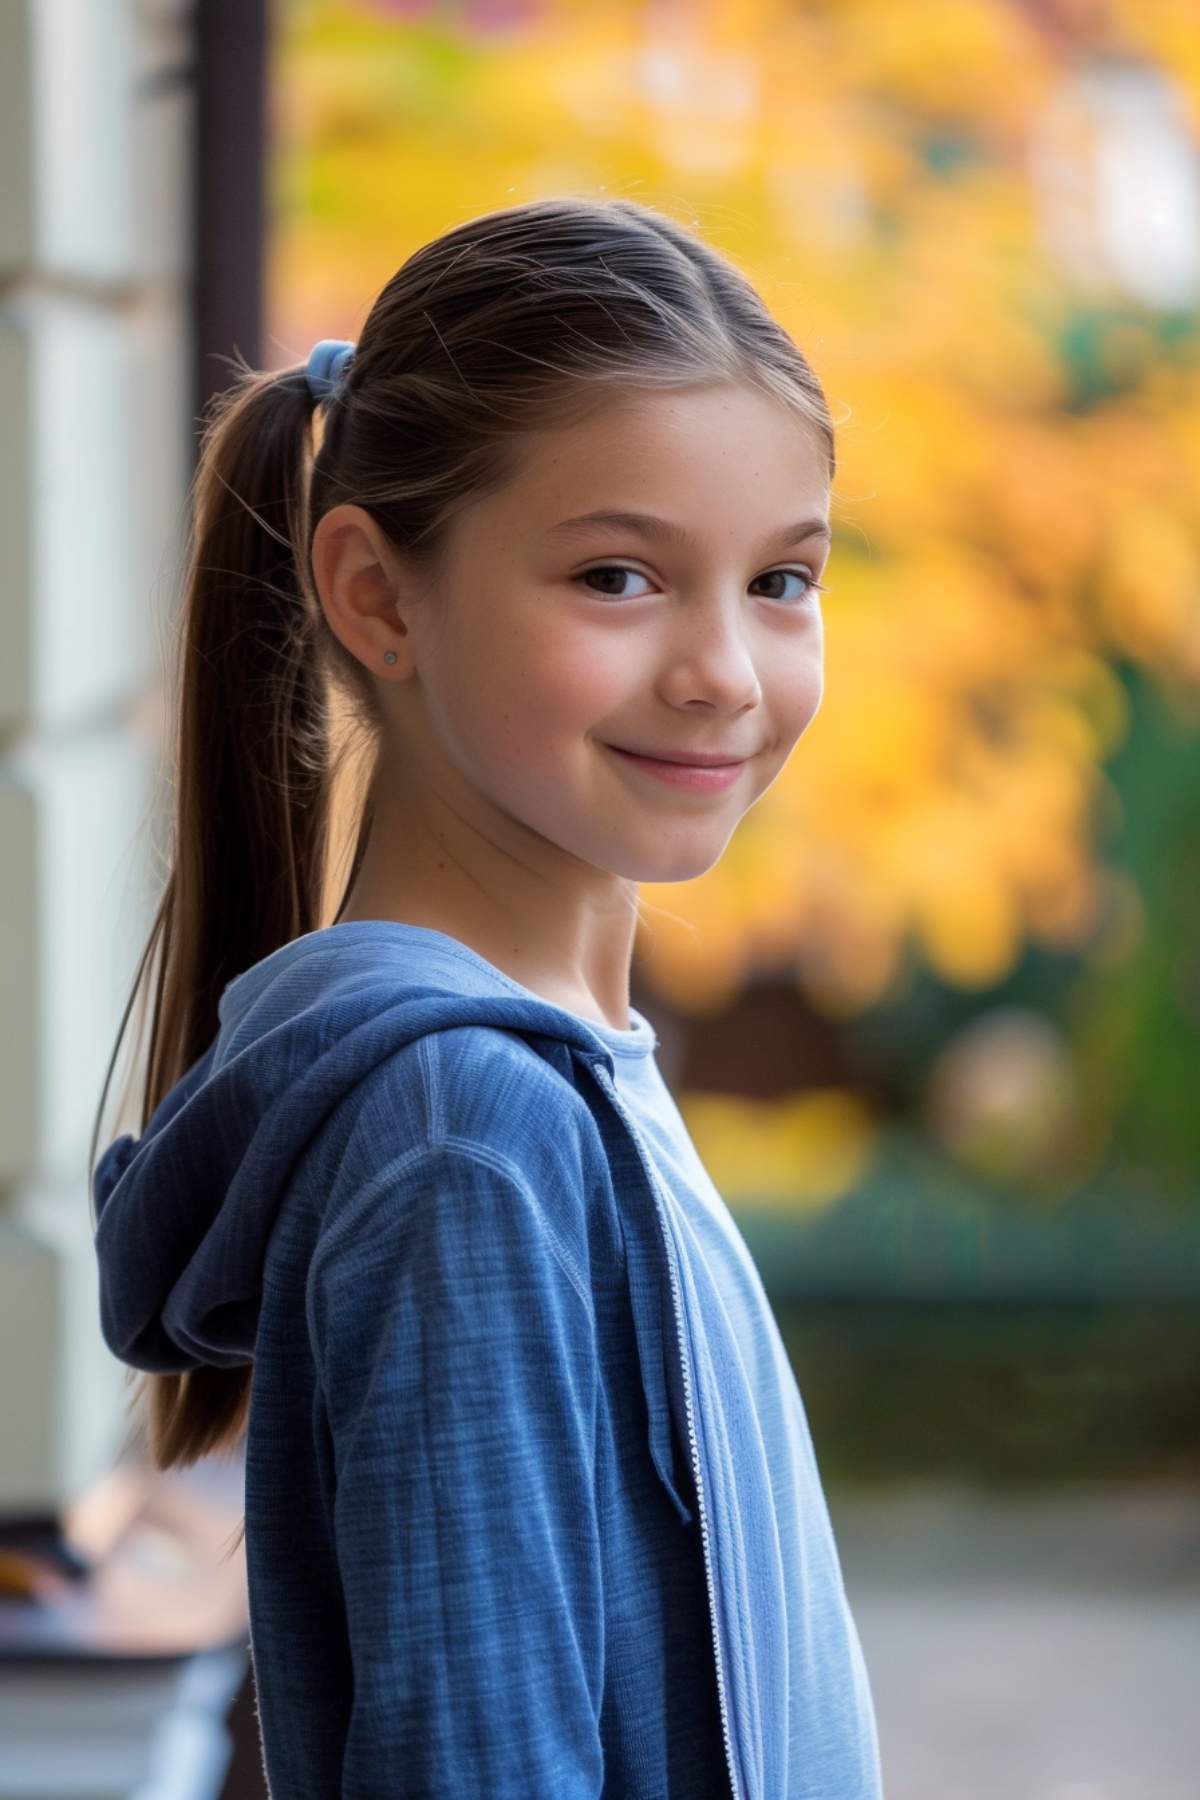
[383, 651, 397, 665]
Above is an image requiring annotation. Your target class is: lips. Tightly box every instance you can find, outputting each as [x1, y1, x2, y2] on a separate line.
[606, 746, 747, 767]
[603, 744, 748, 792]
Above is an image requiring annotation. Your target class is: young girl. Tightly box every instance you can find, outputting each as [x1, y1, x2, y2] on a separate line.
[90, 196, 883, 1799]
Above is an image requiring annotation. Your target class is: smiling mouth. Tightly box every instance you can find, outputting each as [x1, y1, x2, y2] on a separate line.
[601, 743, 750, 792]
[604, 745, 749, 768]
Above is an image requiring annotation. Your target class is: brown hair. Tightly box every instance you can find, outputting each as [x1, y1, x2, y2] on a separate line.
[88, 194, 837, 1472]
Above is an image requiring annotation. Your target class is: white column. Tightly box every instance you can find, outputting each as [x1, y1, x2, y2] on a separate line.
[0, 0, 194, 1514]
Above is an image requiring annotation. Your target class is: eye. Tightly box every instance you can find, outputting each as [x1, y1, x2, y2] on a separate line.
[574, 564, 827, 605]
[575, 564, 655, 600]
[751, 567, 828, 605]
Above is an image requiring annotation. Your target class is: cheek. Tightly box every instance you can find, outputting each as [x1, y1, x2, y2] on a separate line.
[768, 636, 824, 733]
[788, 663, 824, 724]
[437, 610, 623, 772]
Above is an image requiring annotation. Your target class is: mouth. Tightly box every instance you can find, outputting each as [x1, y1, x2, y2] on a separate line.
[602, 743, 750, 792]
[604, 744, 750, 768]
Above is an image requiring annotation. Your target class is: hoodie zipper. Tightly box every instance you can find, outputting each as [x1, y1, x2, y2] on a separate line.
[590, 1060, 743, 1800]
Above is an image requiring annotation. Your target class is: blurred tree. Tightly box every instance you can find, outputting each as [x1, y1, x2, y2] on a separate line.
[272, 0, 1200, 1215]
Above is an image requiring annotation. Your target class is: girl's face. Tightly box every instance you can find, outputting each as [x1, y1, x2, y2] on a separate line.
[394, 380, 830, 885]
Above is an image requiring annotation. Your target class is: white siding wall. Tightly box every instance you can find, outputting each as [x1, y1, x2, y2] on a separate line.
[0, 0, 193, 1510]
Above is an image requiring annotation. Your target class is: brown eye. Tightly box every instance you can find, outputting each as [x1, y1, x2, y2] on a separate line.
[575, 565, 655, 600]
[751, 568, 826, 605]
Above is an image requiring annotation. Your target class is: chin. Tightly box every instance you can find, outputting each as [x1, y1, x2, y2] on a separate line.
[612, 835, 735, 885]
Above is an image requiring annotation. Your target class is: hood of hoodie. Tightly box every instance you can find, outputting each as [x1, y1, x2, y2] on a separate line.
[92, 921, 626, 1376]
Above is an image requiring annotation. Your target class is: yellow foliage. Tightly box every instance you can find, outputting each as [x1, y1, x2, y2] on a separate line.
[274, 0, 1200, 1020]
[1098, 501, 1200, 661]
[679, 1086, 881, 1211]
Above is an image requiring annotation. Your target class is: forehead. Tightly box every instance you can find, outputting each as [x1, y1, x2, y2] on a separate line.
[459, 384, 831, 549]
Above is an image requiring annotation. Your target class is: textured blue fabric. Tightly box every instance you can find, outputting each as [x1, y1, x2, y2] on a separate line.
[92, 920, 882, 1798]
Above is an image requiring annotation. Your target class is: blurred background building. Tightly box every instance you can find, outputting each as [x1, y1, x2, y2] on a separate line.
[2, 0, 1198, 1794]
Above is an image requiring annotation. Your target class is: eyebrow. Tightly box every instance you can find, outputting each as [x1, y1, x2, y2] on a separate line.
[542, 508, 833, 553]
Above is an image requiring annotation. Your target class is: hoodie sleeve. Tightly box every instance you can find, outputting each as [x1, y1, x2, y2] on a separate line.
[308, 1141, 605, 1799]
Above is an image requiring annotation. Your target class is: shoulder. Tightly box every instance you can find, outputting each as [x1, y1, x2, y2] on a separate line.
[366, 1022, 608, 1177]
[308, 1030, 613, 1339]
[313, 1022, 613, 1242]
[432, 1023, 601, 1135]
[309, 1136, 599, 1332]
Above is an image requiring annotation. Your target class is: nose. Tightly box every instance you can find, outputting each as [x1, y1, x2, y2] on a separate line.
[660, 590, 764, 714]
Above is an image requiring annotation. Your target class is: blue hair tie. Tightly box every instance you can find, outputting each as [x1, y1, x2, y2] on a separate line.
[304, 338, 356, 403]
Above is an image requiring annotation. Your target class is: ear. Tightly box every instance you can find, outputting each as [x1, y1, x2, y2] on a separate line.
[311, 504, 420, 679]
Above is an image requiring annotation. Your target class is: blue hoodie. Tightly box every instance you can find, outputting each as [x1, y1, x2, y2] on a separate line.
[92, 921, 882, 1799]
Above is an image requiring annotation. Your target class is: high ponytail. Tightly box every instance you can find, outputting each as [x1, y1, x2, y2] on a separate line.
[87, 357, 375, 1470]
